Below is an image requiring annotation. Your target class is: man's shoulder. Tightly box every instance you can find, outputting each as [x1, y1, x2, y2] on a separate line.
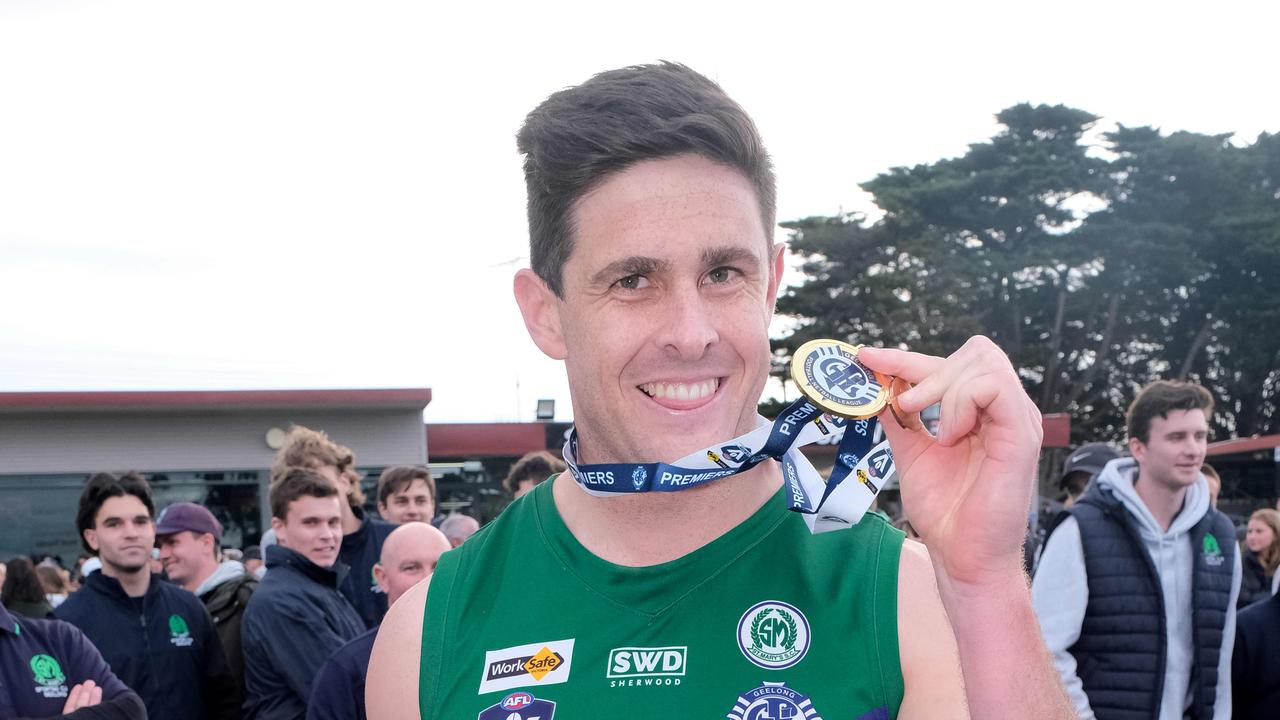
[326, 626, 379, 672]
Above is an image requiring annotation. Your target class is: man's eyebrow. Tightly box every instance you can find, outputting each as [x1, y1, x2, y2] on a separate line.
[701, 245, 761, 268]
[589, 256, 670, 285]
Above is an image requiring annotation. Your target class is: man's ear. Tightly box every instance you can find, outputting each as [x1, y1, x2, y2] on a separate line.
[766, 242, 787, 311]
[83, 528, 100, 553]
[513, 268, 567, 360]
[373, 563, 389, 594]
[1128, 437, 1146, 465]
[270, 517, 284, 545]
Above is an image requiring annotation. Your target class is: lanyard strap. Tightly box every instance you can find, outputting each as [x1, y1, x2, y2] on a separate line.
[561, 397, 895, 534]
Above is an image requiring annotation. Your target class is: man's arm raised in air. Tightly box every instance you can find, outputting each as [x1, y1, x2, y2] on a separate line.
[366, 579, 428, 720]
[861, 338, 1074, 719]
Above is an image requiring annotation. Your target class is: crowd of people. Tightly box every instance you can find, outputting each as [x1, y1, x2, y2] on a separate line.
[0, 426, 562, 719]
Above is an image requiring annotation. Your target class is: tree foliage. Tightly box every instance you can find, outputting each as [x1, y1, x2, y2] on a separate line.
[775, 106, 1280, 442]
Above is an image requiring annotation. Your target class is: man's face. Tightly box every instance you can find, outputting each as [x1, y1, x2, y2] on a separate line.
[272, 495, 343, 568]
[519, 154, 783, 464]
[156, 531, 215, 588]
[373, 527, 452, 606]
[379, 479, 434, 523]
[1130, 409, 1209, 492]
[84, 495, 155, 574]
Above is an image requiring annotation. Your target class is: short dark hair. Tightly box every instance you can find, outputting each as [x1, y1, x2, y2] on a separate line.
[517, 61, 776, 297]
[503, 451, 566, 495]
[377, 466, 436, 506]
[269, 467, 339, 520]
[1125, 380, 1214, 444]
[75, 472, 155, 553]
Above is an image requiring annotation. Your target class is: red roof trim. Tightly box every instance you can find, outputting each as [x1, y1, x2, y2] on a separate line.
[428, 423, 548, 458]
[1207, 433, 1280, 457]
[0, 389, 432, 412]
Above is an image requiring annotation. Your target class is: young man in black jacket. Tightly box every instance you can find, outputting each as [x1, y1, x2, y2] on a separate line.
[242, 468, 365, 720]
[54, 472, 239, 720]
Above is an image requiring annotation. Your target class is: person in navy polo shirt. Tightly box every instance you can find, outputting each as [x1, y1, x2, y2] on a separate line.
[306, 522, 452, 720]
[54, 472, 239, 720]
[1, 599, 145, 719]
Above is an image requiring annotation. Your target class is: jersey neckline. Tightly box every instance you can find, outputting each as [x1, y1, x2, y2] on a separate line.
[532, 474, 790, 616]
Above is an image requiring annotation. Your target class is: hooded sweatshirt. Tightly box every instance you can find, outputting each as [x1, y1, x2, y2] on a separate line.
[1032, 458, 1241, 720]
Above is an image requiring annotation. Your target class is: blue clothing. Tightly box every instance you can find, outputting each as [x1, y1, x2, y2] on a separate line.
[55, 571, 238, 720]
[242, 545, 365, 720]
[305, 626, 376, 720]
[337, 510, 395, 629]
[1233, 593, 1280, 720]
[0, 601, 144, 719]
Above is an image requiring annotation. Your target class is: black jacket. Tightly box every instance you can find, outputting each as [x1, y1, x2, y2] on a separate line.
[338, 509, 395, 629]
[202, 569, 258, 703]
[1239, 548, 1273, 608]
[55, 571, 239, 720]
[241, 545, 365, 720]
[1233, 592, 1280, 720]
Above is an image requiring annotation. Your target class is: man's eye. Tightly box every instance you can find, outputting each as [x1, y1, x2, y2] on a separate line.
[707, 267, 738, 283]
[615, 274, 649, 291]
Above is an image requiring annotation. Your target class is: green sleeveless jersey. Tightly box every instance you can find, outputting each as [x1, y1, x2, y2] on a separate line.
[420, 479, 905, 720]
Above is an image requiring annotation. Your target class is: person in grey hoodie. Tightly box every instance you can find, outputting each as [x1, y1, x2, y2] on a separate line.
[1033, 380, 1241, 720]
[156, 501, 258, 702]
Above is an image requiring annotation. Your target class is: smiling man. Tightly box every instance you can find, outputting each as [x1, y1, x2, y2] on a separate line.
[242, 468, 365, 720]
[1033, 380, 1242, 719]
[368, 62, 1074, 719]
[55, 473, 238, 720]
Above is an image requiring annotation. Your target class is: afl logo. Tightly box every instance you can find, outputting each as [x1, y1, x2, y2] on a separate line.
[501, 692, 534, 710]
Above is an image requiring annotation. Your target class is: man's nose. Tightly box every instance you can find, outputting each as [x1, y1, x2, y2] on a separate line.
[656, 287, 719, 360]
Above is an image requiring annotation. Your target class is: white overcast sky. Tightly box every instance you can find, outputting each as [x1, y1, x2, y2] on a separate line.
[1, 0, 1276, 423]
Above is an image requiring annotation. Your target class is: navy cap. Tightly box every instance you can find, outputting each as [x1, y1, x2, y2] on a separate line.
[154, 502, 222, 540]
[1060, 442, 1121, 485]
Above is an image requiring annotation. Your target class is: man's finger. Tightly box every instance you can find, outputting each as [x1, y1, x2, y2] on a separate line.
[63, 683, 85, 713]
[86, 682, 103, 707]
[857, 347, 944, 388]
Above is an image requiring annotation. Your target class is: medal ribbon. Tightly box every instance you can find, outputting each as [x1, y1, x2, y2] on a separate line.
[561, 397, 895, 534]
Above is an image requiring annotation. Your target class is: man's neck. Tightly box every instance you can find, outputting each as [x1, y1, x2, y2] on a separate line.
[552, 461, 782, 567]
[184, 560, 220, 594]
[1132, 467, 1187, 532]
[102, 563, 150, 598]
[341, 502, 361, 534]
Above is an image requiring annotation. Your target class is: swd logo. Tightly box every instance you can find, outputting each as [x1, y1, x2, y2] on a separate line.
[607, 646, 686, 687]
[737, 601, 810, 670]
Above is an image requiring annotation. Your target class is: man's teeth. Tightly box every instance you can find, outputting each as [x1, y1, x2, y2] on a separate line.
[640, 380, 718, 401]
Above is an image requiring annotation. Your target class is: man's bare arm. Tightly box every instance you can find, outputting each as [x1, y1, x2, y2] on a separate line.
[366, 579, 429, 720]
[897, 540, 968, 719]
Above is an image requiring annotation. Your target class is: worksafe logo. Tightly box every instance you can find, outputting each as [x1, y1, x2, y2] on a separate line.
[30, 654, 69, 698]
[478, 638, 575, 695]
[606, 646, 686, 687]
[169, 614, 194, 647]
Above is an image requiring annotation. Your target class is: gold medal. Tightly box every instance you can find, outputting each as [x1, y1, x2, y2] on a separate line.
[790, 339, 891, 419]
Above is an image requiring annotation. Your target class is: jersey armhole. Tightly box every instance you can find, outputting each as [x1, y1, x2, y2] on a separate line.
[419, 547, 463, 720]
[870, 520, 906, 716]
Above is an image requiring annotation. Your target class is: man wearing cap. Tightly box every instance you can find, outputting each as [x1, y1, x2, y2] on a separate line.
[1033, 381, 1241, 719]
[156, 501, 259, 701]
[1060, 442, 1122, 509]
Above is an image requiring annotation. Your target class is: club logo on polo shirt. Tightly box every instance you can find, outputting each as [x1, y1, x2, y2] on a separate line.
[168, 614, 194, 647]
[30, 654, 69, 698]
[606, 646, 686, 687]
[737, 601, 810, 669]
[477, 691, 556, 720]
[727, 681, 823, 720]
[478, 639, 574, 694]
